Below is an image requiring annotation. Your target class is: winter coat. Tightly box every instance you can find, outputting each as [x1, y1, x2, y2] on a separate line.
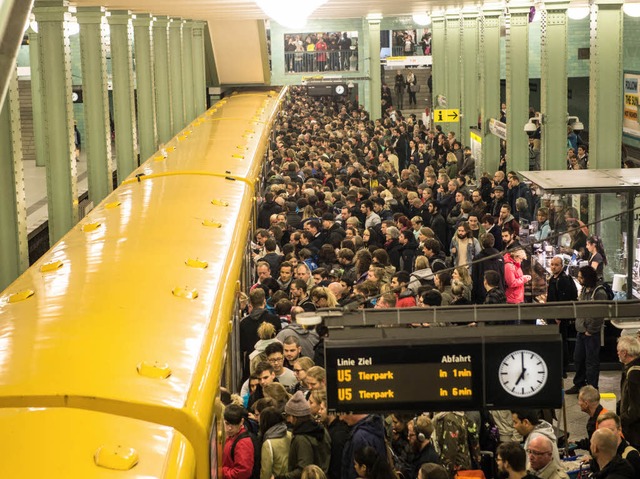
[223, 426, 254, 479]
[575, 286, 607, 334]
[408, 268, 435, 293]
[546, 271, 578, 303]
[328, 418, 350, 479]
[258, 200, 282, 229]
[471, 247, 505, 304]
[261, 424, 292, 479]
[620, 355, 640, 447]
[524, 422, 560, 467]
[591, 455, 635, 479]
[342, 415, 388, 479]
[484, 287, 506, 304]
[276, 324, 319, 359]
[240, 309, 282, 373]
[503, 253, 527, 304]
[276, 419, 331, 479]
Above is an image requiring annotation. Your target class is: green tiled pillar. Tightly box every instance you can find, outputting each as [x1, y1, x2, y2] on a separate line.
[540, 1, 569, 170]
[192, 21, 206, 114]
[479, 7, 502, 174]
[462, 11, 479, 147]
[77, 6, 114, 205]
[28, 26, 46, 167]
[133, 14, 157, 162]
[169, 18, 185, 134]
[182, 21, 196, 123]
[431, 14, 446, 109]
[589, 1, 623, 169]
[33, 0, 78, 243]
[108, 10, 138, 181]
[505, 5, 530, 172]
[0, 72, 28, 290]
[367, 17, 382, 121]
[153, 16, 172, 145]
[445, 12, 462, 139]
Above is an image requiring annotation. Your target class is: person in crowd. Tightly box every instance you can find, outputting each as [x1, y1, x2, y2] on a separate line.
[586, 235, 607, 281]
[511, 409, 559, 467]
[304, 366, 326, 392]
[341, 413, 388, 479]
[282, 336, 303, 370]
[576, 385, 608, 451]
[484, 270, 507, 305]
[617, 335, 640, 447]
[418, 463, 449, 479]
[391, 271, 417, 307]
[589, 429, 635, 479]
[450, 222, 481, 272]
[526, 434, 568, 479]
[223, 404, 255, 479]
[503, 247, 531, 304]
[260, 406, 292, 479]
[265, 342, 297, 390]
[595, 412, 640, 477]
[496, 441, 538, 479]
[276, 307, 320, 358]
[472, 233, 504, 303]
[533, 207, 551, 242]
[408, 415, 441, 478]
[291, 357, 314, 394]
[353, 446, 398, 479]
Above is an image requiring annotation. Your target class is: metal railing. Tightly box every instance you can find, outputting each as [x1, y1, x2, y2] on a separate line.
[391, 45, 427, 57]
[284, 49, 358, 73]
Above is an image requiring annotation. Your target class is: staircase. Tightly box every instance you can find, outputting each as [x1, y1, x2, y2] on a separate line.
[382, 66, 432, 116]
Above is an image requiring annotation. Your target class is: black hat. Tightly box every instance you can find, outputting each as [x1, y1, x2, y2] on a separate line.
[493, 185, 504, 192]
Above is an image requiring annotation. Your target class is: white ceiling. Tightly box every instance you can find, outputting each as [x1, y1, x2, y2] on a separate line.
[69, 0, 484, 21]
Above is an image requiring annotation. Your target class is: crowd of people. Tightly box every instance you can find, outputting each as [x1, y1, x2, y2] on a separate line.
[222, 87, 640, 479]
[285, 32, 357, 73]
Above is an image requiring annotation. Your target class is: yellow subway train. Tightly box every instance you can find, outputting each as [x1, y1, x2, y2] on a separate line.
[0, 88, 284, 478]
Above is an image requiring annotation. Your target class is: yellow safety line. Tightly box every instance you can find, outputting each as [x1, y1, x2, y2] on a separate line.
[121, 170, 254, 188]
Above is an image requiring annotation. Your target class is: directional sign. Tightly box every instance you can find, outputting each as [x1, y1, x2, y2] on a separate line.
[434, 109, 460, 123]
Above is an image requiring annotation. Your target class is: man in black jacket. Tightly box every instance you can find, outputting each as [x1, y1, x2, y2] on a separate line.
[589, 429, 635, 479]
[484, 270, 507, 305]
[546, 255, 578, 378]
[408, 415, 441, 479]
[472, 234, 505, 304]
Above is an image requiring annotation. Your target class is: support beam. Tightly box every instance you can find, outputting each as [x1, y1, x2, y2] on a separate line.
[589, 1, 623, 169]
[169, 18, 185, 134]
[540, 1, 569, 170]
[153, 16, 172, 145]
[479, 8, 502, 174]
[27, 26, 46, 167]
[132, 14, 158, 162]
[505, 5, 530, 172]
[182, 21, 196, 123]
[33, 0, 78, 243]
[445, 12, 462, 139]
[0, 72, 28, 290]
[431, 15, 446, 109]
[462, 11, 479, 148]
[108, 10, 138, 182]
[192, 21, 207, 113]
[367, 17, 382, 121]
[77, 6, 114, 205]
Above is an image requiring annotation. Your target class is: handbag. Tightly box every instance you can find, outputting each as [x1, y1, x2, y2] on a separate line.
[410, 84, 420, 93]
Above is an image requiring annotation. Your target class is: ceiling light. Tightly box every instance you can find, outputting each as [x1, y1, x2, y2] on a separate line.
[366, 13, 383, 20]
[255, 0, 328, 29]
[567, 6, 590, 20]
[412, 13, 431, 25]
[623, 2, 640, 16]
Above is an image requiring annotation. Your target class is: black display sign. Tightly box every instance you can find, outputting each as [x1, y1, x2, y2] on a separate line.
[325, 333, 562, 413]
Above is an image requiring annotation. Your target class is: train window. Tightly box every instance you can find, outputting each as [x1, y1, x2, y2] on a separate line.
[209, 417, 219, 479]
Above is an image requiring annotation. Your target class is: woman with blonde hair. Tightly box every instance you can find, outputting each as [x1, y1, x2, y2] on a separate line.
[452, 266, 472, 302]
[305, 366, 326, 392]
[301, 465, 327, 479]
[309, 388, 327, 421]
[262, 382, 291, 412]
[310, 286, 338, 308]
[445, 152, 458, 179]
[292, 357, 314, 394]
[249, 322, 280, 373]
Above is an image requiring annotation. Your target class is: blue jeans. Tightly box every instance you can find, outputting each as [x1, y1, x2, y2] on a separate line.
[573, 332, 601, 389]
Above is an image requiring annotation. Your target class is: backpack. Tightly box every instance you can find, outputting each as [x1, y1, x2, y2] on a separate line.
[477, 409, 500, 454]
[435, 413, 473, 477]
[592, 282, 615, 301]
[231, 430, 261, 479]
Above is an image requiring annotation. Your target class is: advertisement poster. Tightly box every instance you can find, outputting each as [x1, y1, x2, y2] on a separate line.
[623, 72, 640, 138]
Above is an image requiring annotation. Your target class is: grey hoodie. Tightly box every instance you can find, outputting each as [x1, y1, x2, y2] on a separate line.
[276, 324, 319, 358]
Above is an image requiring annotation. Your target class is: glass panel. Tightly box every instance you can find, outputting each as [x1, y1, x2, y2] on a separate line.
[284, 32, 358, 73]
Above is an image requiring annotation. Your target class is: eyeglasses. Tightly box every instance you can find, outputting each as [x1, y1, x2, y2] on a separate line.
[268, 356, 284, 363]
[293, 368, 304, 372]
[526, 450, 551, 457]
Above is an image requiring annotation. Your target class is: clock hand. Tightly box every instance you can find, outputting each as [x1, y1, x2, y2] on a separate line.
[515, 368, 526, 385]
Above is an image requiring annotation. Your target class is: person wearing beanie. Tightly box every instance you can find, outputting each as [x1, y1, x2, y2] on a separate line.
[384, 226, 403, 270]
[276, 391, 331, 479]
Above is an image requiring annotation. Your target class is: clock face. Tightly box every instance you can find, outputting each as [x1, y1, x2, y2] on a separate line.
[335, 85, 345, 95]
[499, 350, 548, 398]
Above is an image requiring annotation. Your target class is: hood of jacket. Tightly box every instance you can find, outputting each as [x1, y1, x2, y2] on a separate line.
[249, 308, 272, 321]
[351, 414, 386, 442]
[293, 417, 326, 441]
[264, 422, 289, 441]
[287, 323, 312, 336]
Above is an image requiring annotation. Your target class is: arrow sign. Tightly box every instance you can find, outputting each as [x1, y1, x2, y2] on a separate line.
[434, 109, 460, 123]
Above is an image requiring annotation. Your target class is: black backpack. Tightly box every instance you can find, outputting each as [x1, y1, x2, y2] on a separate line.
[231, 430, 261, 479]
[592, 282, 615, 301]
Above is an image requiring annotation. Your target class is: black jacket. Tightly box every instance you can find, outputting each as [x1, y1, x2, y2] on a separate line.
[471, 247, 505, 304]
[240, 308, 281, 376]
[410, 441, 441, 479]
[258, 200, 282, 229]
[484, 287, 507, 305]
[327, 418, 350, 479]
[592, 455, 635, 479]
[547, 271, 578, 302]
[621, 355, 640, 447]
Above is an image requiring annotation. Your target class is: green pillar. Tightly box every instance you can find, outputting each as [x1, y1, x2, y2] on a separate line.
[192, 21, 206, 113]
[367, 17, 382, 121]
[431, 14, 446, 109]
[77, 6, 114, 205]
[540, 1, 569, 170]
[33, 0, 78, 243]
[479, 7, 502, 174]
[182, 21, 196, 123]
[0, 72, 28, 290]
[153, 16, 172, 145]
[108, 10, 138, 182]
[589, 0, 623, 169]
[169, 18, 185, 134]
[133, 14, 157, 162]
[445, 12, 461, 139]
[28, 26, 46, 167]
[505, 5, 530, 172]
[461, 11, 479, 147]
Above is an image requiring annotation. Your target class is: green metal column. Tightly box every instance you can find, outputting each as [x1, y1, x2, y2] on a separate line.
[589, 0, 623, 169]
[27, 26, 46, 167]
[133, 14, 157, 162]
[153, 16, 172, 145]
[33, 0, 78, 243]
[0, 72, 28, 290]
[461, 11, 479, 146]
[540, 1, 569, 170]
[169, 18, 185, 134]
[108, 10, 138, 182]
[367, 17, 382, 121]
[479, 7, 502, 174]
[431, 14, 446, 109]
[77, 6, 113, 205]
[505, 5, 530, 172]
[192, 21, 206, 114]
[445, 12, 462, 139]
[182, 21, 195, 123]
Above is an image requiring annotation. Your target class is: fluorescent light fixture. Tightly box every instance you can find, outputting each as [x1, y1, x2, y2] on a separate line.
[255, 0, 328, 29]
[623, 2, 640, 16]
[412, 13, 431, 25]
[567, 6, 590, 19]
[66, 19, 80, 36]
[366, 13, 383, 20]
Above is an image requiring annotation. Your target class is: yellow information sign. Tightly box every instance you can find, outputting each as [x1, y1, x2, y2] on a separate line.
[434, 109, 460, 123]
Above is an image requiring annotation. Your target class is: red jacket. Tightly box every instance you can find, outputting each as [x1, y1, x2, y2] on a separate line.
[223, 427, 254, 479]
[503, 253, 526, 304]
[397, 294, 417, 308]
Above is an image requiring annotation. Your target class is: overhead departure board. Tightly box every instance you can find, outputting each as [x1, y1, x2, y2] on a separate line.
[326, 340, 484, 412]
